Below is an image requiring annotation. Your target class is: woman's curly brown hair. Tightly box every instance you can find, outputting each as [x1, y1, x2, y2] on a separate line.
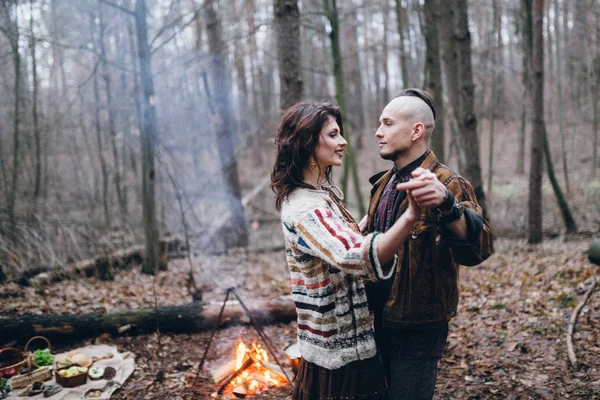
[270, 101, 344, 211]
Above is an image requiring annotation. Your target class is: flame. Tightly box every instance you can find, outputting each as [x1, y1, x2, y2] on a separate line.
[252, 342, 269, 363]
[225, 338, 285, 397]
[235, 340, 248, 370]
[264, 371, 279, 386]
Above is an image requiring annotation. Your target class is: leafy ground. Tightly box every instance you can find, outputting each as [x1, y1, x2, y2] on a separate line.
[1, 237, 600, 399]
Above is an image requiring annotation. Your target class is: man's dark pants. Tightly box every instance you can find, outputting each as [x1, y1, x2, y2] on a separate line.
[376, 322, 449, 400]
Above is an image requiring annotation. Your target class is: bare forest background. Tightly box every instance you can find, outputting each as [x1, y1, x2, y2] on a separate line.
[0, 0, 599, 277]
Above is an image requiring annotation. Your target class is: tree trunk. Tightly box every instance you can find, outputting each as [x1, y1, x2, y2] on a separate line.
[423, 0, 445, 162]
[381, 1, 390, 103]
[593, 54, 599, 178]
[29, 0, 42, 211]
[528, 0, 544, 243]
[573, 0, 587, 106]
[545, 0, 553, 97]
[89, 13, 111, 228]
[553, 0, 570, 193]
[543, 130, 577, 233]
[98, 10, 127, 216]
[274, 0, 303, 111]
[135, 0, 161, 274]
[341, 4, 366, 140]
[0, 0, 21, 236]
[114, 23, 131, 209]
[439, 0, 465, 170]
[126, 12, 141, 179]
[518, 0, 533, 176]
[488, 0, 499, 194]
[0, 298, 297, 344]
[324, 0, 365, 217]
[453, 0, 487, 214]
[394, 0, 410, 88]
[205, 0, 249, 249]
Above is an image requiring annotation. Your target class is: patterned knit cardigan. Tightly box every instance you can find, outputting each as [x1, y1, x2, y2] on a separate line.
[280, 186, 397, 370]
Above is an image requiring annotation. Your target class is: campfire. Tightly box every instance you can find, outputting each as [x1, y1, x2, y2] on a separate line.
[212, 339, 288, 398]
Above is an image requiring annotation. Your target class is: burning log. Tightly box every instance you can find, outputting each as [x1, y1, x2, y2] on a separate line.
[217, 357, 254, 394]
[254, 361, 287, 383]
[212, 359, 238, 384]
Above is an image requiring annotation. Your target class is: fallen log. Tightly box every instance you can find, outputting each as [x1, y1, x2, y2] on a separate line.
[0, 296, 296, 345]
[29, 236, 186, 286]
[4, 236, 187, 287]
[29, 245, 145, 286]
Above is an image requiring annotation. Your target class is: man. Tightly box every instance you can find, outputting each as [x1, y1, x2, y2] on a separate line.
[363, 89, 494, 399]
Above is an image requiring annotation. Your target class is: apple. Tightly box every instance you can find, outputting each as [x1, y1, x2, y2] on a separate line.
[3, 368, 16, 378]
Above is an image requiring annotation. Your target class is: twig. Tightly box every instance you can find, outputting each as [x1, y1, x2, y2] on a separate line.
[151, 270, 164, 380]
[567, 277, 598, 369]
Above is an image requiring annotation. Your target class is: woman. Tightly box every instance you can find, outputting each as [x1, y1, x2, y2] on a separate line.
[271, 101, 420, 400]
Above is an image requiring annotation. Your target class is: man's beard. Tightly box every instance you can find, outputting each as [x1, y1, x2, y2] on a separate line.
[379, 149, 400, 161]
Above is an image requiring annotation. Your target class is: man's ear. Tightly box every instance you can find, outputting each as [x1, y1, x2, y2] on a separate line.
[412, 122, 425, 141]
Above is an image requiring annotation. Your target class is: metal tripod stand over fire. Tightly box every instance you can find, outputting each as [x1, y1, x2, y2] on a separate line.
[196, 287, 293, 397]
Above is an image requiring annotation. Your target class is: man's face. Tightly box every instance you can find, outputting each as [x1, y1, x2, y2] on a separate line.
[375, 98, 415, 161]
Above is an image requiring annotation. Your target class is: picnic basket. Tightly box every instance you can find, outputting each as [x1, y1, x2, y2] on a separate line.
[0, 347, 25, 376]
[8, 336, 53, 389]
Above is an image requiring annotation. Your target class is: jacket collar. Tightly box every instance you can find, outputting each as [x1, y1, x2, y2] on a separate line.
[368, 151, 441, 190]
[366, 151, 441, 232]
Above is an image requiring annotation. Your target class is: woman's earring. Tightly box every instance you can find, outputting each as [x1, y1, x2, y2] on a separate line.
[310, 158, 317, 170]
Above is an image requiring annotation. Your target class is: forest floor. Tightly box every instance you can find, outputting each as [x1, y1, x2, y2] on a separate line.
[2, 236, 600, 399]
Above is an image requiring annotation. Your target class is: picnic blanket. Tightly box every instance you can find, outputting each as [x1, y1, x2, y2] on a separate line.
[7, 344, 134, 400]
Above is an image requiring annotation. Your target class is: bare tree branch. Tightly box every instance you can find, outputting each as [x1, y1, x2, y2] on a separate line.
[98, 0, 136, 17]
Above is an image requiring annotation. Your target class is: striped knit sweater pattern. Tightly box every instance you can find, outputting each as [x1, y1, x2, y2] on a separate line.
[280, 187, 396, 370]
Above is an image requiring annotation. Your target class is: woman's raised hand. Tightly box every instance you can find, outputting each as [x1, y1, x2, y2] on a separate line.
[404, 190, 421, 223]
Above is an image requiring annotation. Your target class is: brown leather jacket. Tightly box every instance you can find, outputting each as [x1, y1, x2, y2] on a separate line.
[366, 152, 494, 329]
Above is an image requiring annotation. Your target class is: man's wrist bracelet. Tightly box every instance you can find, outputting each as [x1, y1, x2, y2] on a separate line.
[437, 190, 455, 213]
[438, 199, 464, 225]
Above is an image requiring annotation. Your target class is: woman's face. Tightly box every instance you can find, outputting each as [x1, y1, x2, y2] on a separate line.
[314, 115, 347, 168]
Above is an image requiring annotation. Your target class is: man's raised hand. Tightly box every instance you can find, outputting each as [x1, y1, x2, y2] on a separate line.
[396, 168, 448, 209]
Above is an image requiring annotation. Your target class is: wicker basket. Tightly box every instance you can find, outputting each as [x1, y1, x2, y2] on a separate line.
[8, 336, 54, 389]
[0, 347, 25, 377]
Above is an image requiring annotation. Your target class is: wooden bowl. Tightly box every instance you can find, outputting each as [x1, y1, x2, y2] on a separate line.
[56, 368, 88, 387]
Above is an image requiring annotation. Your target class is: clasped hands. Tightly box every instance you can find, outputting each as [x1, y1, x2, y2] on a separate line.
[358, 167, 448, 232]
[396, 167, 446, 223]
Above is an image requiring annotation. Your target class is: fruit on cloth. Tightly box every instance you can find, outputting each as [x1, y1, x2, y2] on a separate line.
[58, 366, 88, 378]
[55, 355, 72, 368]
[2, 368, 15, 378]
[88, 366, 104, 380]
[71, 354, 92, 367]
[102, 366, 116, 380]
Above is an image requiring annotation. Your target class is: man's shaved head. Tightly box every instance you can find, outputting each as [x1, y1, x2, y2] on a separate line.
[376, 88, 437, 165]
[381, 93, 435, 142]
